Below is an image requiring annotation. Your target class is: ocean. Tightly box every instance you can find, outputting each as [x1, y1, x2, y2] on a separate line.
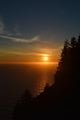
[0, 64, 57, 120]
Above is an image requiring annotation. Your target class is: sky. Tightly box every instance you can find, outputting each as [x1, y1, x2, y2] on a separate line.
[0, 0, 80, 63]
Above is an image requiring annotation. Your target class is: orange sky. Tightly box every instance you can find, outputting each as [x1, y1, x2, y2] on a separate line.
[0, 47, 61, 64]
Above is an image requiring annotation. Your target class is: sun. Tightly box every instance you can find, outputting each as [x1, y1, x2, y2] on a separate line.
[43, 56, 48, 61]
[43, 55, 49, 62]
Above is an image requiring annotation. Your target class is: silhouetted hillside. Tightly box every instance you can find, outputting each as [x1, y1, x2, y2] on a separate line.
[13, 35, 80, 119]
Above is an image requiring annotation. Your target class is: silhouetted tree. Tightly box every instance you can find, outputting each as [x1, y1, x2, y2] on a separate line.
[55, 35, 80, 95]
[71, 37, 77, 48]
[78, 35, 80, 45]
[13, 89, 32, 120]
[44, 83, 49, 92]
[57, 40, 69, 71]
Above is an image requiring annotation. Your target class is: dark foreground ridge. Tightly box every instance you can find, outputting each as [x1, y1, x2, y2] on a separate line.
[13, 35, 80, 119]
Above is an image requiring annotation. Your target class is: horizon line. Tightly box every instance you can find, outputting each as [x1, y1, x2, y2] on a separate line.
[0, 61, 58, 65]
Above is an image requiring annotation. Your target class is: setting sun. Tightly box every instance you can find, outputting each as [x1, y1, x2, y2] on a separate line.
[43, 55, 49, 62]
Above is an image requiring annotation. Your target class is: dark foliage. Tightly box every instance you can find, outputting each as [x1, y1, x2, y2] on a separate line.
[13, 35, 80, 120]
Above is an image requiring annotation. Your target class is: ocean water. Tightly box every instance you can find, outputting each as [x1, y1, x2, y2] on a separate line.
[0, 64, 57, 120]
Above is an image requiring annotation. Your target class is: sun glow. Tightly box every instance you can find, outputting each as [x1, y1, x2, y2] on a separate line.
[42, 54, 49, 62]
[43, 56, 48, 62]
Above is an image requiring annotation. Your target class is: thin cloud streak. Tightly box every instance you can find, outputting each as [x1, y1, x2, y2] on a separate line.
[0, 50, 51, 57]
[0, 35, 39, 43]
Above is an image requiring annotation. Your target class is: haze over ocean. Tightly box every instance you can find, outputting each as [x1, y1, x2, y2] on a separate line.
[0, 64, 57, 120]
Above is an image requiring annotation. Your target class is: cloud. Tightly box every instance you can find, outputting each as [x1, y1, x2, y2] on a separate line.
[0, 17, 4, 34]
[0, 34, 39, 43]
[0, 50, 49, 57]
